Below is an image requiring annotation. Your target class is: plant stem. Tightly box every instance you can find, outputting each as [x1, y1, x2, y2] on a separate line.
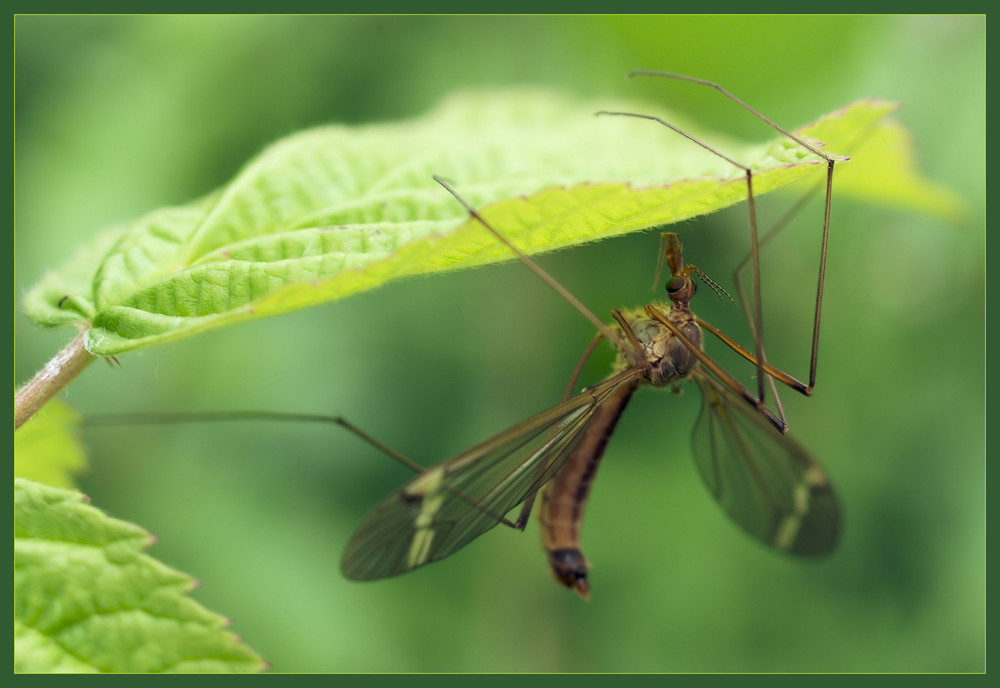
[15, 330, 96, 430]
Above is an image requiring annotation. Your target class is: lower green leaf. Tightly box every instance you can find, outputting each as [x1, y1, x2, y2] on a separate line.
[14, 479, 266, 673]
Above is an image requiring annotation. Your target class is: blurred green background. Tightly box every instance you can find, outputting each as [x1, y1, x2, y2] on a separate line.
[15, 16, 984, 672]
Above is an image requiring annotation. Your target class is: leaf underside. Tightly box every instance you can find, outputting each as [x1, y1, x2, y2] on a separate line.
[22, 89, 958, 356]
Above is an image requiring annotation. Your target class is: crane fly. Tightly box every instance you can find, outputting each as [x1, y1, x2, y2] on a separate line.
[342, 73, 841, 597]
[341, 228, 838, 597]
[82, 73, 842, 598]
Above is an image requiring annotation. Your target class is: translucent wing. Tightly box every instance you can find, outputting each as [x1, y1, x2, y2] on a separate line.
[690, 370, 839, 555]
[341, 368, 643, 580]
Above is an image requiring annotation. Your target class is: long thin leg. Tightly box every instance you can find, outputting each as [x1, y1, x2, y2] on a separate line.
[695, 318, 808, 394]
[561, 332, 606, 403]
[84, 411, 426, 473]
[433, 176, 639, 363]
[728, 183, 828, 426]
[635, 71, 836, 398]
[595, 109, 769, 411]
[731, 171, 833, 393]
[731, 191, 815, 424]
[603, 71, 836, 423]
[85, 410, 534, 530]
[627, 71, 831, 158]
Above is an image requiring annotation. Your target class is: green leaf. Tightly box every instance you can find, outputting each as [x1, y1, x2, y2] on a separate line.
[22, 195, 217, 328]
[13, 399, 87, 489]
[14, 479, 266, 673]
[22, 89, 957, 356]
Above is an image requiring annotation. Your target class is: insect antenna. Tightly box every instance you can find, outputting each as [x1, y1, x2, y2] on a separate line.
[684, 263, 735, 304]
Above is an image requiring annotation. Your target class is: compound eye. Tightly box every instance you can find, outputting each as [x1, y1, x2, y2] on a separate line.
[666, 276, 685, 296]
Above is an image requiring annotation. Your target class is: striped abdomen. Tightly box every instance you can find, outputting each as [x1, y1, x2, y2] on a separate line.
[538, 382, 638, 599]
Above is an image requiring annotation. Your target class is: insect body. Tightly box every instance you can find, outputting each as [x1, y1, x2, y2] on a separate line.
[539, 246, 705, 597]
[341, 232, 838, 596]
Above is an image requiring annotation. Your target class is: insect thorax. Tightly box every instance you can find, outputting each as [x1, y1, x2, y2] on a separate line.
[612, 304, 702, 387]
